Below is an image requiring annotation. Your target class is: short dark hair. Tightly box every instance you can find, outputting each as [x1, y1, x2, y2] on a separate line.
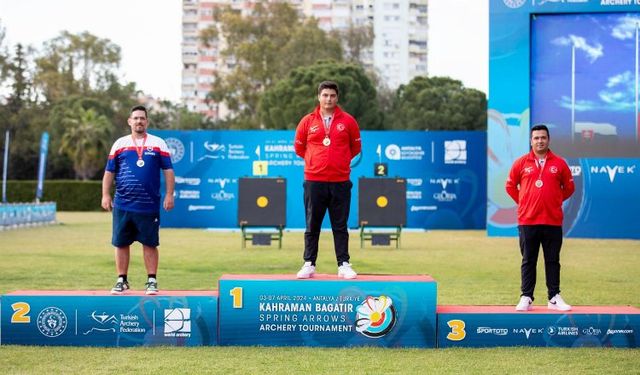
[530, 124, 549, 138]
[318, 81, 339, 96]
[130, 105, 148, 118]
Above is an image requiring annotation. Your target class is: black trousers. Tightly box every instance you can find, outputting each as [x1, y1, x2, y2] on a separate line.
[303, 180, 352, 266]
[518, 225, 563, 301]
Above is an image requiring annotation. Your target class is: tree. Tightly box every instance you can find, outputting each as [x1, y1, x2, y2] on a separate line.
[259, 60, 383, 130]
[147, 100, 214, 130]
[331, 23, 374, 65]
[59, 106, 112, 180]
[390, 76, 487, 131]
[33, 31, 121, 102]
[201, 3, 343, 128]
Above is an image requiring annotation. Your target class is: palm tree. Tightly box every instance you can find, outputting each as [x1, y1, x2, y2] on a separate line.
[59, 107, 111, 180]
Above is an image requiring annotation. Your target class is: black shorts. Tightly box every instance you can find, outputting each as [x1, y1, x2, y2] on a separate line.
[112, 207, 160, 247]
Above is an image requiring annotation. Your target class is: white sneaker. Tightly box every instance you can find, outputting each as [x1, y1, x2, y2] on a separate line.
[296, 262, 315, 279]
[338, 262, 357, 279]
[515, 296, 533, 311]
[548, 294, 571, 311]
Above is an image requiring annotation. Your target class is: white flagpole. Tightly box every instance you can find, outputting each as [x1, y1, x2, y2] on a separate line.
[571, 45, 576, 143]
[635, 22, 638, 143]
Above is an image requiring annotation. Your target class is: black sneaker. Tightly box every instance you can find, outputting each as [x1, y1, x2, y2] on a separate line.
[111, 280, 130, 295]
[145, 280, 158, 295]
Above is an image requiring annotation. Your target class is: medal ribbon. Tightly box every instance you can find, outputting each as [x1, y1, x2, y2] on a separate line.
[536, 156, 547, 183]
[323, 116, 332, 140]
[132, 134, 147, 162]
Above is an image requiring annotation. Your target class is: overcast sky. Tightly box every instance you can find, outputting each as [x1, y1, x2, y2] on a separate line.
[0, 0, 488, 102]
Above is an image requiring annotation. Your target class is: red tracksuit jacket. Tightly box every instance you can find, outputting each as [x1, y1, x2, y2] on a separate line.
[294, 105, 361, 182]
[505, 149, 575, 226]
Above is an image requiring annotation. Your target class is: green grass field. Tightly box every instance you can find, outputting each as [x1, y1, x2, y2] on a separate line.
[1, 212, 638, 374]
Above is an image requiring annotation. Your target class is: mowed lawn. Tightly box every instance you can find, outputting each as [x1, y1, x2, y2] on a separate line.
[0, 212, 638, 374]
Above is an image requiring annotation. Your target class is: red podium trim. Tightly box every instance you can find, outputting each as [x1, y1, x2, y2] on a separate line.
[437, 305, 640, 314]
[219, 274, 435, 282]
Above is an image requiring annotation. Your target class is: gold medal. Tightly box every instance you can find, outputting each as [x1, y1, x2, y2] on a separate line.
[535, 179, 543, 188]
[323, 137, 331, 146]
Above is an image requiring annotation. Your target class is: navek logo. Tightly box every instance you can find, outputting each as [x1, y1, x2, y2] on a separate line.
[590, 165, 636, 183]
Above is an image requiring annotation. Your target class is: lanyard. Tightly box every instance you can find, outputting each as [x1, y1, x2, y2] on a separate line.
[131, 134, 147, 161]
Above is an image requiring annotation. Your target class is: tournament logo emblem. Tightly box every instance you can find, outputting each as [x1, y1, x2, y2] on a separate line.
[37, 307, 68, 337]
[355, 296, 397, 338]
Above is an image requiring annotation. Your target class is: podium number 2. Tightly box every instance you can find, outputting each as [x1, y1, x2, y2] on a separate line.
[230, 287, 243, 309]
[446, 319, 466, 341]
[11, 302, 31, 323]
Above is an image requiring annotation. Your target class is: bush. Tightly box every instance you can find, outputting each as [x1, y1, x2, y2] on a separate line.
[5, 180, 102, 211]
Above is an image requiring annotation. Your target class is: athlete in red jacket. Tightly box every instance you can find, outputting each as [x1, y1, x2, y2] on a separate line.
[294, 81, 361, 279]
[506, 124, 575, 311]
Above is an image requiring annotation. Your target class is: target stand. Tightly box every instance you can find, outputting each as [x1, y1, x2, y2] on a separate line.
[238, 178, 286, 249]
[358, 177, 406, 248]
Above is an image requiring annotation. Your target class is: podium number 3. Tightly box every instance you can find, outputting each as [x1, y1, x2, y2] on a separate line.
[446, 319, 466, 341]
[230, 287, 243, 309]
[11, 302, 31, 323]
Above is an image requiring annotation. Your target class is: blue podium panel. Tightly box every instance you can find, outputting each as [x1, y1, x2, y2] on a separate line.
[437, 305, 640, 348]
[218, 274, 437, 348]
[1, 290, 218, 347]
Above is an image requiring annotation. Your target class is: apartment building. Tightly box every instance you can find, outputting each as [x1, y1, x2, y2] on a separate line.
[181, 0, 428, 118]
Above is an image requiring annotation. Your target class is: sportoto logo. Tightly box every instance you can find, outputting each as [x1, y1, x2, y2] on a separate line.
[355, 296, 397, 338]
[385, 144, 401, 160]
[165, 137, 185, 164]
[37, 307, 68, 337]
[503, 0, 526, 8]
[164, 308, 191, 337]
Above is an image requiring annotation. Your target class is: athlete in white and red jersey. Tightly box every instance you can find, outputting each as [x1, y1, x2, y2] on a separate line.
[102, 105, 175, 295]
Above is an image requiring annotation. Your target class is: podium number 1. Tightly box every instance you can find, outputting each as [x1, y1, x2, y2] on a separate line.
[230, 287, 243, 309]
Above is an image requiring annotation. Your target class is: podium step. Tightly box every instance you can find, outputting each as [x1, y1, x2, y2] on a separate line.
[218, 274, 438, 347]
[1, 290, 218, 347]
[437, 305, 640, 348]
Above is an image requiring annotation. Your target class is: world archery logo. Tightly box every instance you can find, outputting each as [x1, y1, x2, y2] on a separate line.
[355, 296, 397, 338]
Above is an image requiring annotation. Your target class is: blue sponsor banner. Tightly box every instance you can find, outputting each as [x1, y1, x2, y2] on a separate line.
[156, 130, 486, 229]
[1, 291, 218, 347]
[488, 1, 640, 239]
[437, 305, 640, 348]
[0, 202, 56, 228]
[36, 132, 49, 201]
[218, 274, 437, 348]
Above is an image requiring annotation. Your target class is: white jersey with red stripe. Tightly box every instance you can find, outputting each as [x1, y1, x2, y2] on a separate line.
[105, 133, 173, 213]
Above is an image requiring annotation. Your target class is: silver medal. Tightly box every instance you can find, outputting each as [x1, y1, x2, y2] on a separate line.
[535, 179, 543, 188]
[136, 159, 145, 168]
[322, 137, 331, 146]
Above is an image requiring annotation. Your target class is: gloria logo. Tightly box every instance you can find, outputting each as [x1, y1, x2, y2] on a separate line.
[37, 307, 68, 337]
[355, 296, 397, 338]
